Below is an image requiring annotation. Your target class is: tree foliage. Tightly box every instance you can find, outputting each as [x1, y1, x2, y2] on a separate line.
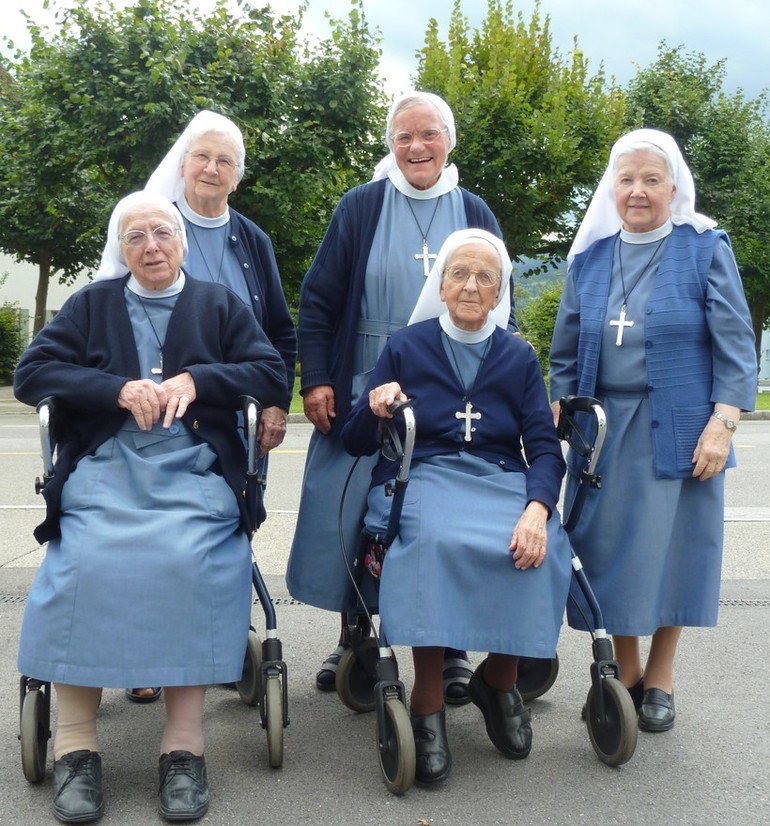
[0, 0, 386, 332]
[415, 0, 625, 265]
[517, 280, 563, 376]
[624, 43, 770, 364]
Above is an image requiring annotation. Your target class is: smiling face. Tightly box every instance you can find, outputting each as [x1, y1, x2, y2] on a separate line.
[391, 103, 451, 190]
[119, 206, 184, 291]
[440, 241, 501, 331]
[181, 131, 241, 216]
[613, 148, 676, 233]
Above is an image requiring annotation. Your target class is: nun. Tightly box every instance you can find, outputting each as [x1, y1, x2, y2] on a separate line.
[342, 229, 572, 785]
[14, 191, 285, 822]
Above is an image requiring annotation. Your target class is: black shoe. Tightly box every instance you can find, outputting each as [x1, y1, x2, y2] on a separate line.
[443, 648, 472, 706]
[52, 750, 104, 824]
[468, 659, 532, 759]
[158, 751, 209, 821]
[638, 688, 675, 732]
[410, 707, 453, 785]
[315, 645, 344, 691]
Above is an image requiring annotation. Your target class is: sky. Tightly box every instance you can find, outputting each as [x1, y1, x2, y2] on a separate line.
[2, 0, 769, 102]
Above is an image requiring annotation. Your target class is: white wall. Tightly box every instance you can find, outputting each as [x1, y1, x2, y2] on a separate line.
[0, 253, 91, 341]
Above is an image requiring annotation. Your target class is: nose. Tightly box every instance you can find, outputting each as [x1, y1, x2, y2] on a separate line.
[462, 273, 480, 291]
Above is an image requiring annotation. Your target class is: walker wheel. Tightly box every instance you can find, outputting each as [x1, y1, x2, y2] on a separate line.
[236, 628, 262, 706]
[377, 697, 415, 795]
[517, 655, 559, 701]
[264, 675, 284, 768]
[336, 637, 379, 713]
[20, 688, 49, 782]
[585, 677, 638, 766]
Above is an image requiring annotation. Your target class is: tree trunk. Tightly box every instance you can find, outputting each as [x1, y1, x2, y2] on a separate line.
[33, 252, 52, 337]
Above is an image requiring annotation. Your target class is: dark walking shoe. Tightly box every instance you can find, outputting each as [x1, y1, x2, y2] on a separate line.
[468, 659, 532, 759]
[158, 751, 209, 821]
[410, 707, 452, 785]
[638, 688, 675, 732]
[52, 750, 104, 824]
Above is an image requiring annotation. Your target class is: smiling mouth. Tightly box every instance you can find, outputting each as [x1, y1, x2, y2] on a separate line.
[408, 157, 432, 164]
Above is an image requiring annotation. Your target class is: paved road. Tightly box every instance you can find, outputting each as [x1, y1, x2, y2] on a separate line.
[0, 396, 768, 825]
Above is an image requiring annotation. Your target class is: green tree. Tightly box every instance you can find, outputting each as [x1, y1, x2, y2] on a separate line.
[624, 43, 770, 367]
[415, 0, 625, 265]
[517, 279, 563, 376]
[0, 0, 386, 332]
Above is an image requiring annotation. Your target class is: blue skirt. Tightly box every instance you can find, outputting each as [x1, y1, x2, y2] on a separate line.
[286, 430, 378, 611]
[18, 422, 252, 687]
[565, 392, 725, 635]
[374, 453, 572, 658]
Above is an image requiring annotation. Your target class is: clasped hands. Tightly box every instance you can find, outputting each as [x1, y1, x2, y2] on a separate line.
[118, 373, 196, 431]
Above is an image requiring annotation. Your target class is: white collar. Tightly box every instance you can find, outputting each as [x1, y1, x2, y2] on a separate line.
[439, 311, 495, 343]
[386, 164, 459, 200]
[620, 219, 673, 245]
[127, 271, 186, 298]
[178, 195, 230, 228]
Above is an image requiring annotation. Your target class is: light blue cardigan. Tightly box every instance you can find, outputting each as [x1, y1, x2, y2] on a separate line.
[553, 224, 756, 478]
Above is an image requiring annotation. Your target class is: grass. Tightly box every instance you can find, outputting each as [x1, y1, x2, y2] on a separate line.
[754, 392, 770, 411]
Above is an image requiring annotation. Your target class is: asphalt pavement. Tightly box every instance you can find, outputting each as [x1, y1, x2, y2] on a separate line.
[0, 387, 768, 825]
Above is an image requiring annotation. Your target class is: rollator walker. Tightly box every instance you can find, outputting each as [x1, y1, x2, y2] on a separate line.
[18, 395, 289, 783]
[336, 395, 638, 795]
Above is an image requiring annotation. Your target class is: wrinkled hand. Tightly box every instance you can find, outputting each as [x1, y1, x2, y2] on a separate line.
[118, 379, 167, 431]
[692, 413, 735, 481]
[157, 372, 196, 428]
[368, 382, 406, 418]
[258, 406, 288, 455]
[510, 501, 549, 570]
[303, 385, 336, 434]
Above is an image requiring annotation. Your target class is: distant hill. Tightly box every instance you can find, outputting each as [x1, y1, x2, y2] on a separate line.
[512, 256, 566, 305]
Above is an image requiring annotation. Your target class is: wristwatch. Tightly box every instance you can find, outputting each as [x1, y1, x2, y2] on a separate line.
[712, 411, 737, 432]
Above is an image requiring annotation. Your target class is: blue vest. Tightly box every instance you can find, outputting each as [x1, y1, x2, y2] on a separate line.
[571, 224, 731, 478]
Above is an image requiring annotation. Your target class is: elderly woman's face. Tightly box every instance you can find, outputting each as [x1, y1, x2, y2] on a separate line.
[614, 149, 675, 233]
[119, 206, 184, 291]
[181, 131, 240, 215]
[391, 103, 451, 191]
[440, 242, 501, 331]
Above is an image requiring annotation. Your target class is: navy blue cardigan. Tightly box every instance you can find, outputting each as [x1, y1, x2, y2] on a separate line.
[215, 208, 297, 411]
[14, 276, 287, 542]
[298, 178, 512, 427]
[342, 319, 565, 513]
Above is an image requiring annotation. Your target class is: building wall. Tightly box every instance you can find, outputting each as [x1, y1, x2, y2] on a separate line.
[0, 253, 91, 343]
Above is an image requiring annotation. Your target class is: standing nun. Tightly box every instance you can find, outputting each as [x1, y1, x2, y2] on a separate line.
[549, 129, 756, 733]
[287, 91, 514, 700]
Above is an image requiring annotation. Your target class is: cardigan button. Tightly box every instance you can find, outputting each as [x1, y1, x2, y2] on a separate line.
[168, 424, 180, 435]
[192, 420, 200, 430]
[645, 307, 653, 314]
[243, 262, 250, 269]
[645, 340, 653, 348]
[651, 420, 659, 429]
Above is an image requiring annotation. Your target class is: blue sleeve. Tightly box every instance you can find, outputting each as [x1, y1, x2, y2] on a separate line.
[707, 237, 757, 410]
[548, 269, 580, 401]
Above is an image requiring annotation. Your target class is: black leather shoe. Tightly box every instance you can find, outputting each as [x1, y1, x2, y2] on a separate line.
[468, 660, 532, 759]
[52, 750, 104, 824]
[158, 751, 209, 821]
[581, 675, 644, 720]
[410, 707, 452, 785]
[638, 688, 675, 732]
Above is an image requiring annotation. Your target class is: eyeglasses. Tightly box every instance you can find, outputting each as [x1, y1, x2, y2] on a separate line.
[444, 266, 500, 288]
[119, 225, 180, 247]
[187, 151, 237, 171]
[390, 127, 448, 148]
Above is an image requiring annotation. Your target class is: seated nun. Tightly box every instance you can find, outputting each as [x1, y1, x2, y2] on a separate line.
[13, 191, 286, 823]
[341, 229, 572, 785]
